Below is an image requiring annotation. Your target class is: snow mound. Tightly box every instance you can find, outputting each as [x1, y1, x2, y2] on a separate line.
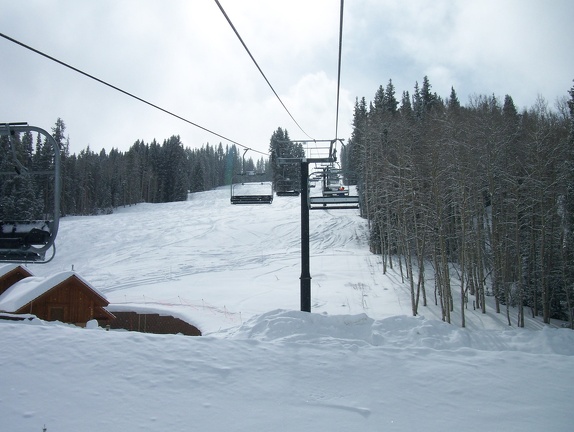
[371, 315, 574, 355]
[227, 309, 376, 345]
[225, 309, 574, 355]
[0, 312, 43, 325]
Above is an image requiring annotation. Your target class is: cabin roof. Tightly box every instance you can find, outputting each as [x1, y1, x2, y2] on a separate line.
[0, 271, 108, 313]
[0, 264, 33, 278]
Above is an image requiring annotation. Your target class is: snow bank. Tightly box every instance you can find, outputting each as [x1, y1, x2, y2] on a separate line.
[225, 309, 574, 355]
[2, 311, 573, 432]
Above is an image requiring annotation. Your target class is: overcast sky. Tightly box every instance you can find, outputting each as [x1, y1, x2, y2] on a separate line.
[1, 0, 573, 156]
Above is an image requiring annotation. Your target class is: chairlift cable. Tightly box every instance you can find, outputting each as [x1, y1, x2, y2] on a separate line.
[278, 1, 346, 161]
[0, 32, 267, 157]
[213, 0, 314, 141]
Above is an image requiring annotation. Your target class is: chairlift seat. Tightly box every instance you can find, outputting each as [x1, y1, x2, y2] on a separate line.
[275, 178, 300, 197]
[0, 249, 44, 262]
[276, 190, 300, 197]
[323, 187, 349, 197]
[309, 195, 360, 210]
[231, 194, 273, 204]
[230, 180, 274, 204]
[0, 221, 52, 248]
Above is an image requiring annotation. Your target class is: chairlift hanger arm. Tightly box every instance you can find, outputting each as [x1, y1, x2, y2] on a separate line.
[277, 157, 335, 165]
[275, 138, 344, 163]
[276, 139, 345, 144]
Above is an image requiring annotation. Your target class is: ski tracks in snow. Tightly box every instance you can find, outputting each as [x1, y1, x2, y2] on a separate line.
[35, 187, 379, 317]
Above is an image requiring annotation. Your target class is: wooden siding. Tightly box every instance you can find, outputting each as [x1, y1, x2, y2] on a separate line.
[0, 267, 33, 296]
[16, 276, 114, 326]
[109, 311, 201, 336]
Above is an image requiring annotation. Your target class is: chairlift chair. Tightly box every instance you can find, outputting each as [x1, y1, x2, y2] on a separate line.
[275, 177, 300, 197]
[0, 123, 61, 262]
[230, 171, 273, 204]
[308, 165, 359, 210]
[321, 167, 349, 197]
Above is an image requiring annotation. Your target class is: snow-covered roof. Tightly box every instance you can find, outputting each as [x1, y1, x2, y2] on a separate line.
[0, 271, 107, 313]
[0, 264, 33, 278]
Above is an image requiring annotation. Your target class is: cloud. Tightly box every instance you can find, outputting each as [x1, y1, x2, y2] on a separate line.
[1, 0, 572, 156]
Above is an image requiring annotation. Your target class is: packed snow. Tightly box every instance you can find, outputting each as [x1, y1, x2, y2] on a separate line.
[1, 186, 573, 432]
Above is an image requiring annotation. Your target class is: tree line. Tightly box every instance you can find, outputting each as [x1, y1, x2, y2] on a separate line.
[343, 77, 574, 328]
[0, 118, 269, 217]
[3, 77, 574, 329]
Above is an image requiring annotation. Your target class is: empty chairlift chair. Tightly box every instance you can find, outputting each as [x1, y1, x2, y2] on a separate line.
[275, 176, 300, 197]
[0, 123, 61, 263]
[230, 171, 273, 205]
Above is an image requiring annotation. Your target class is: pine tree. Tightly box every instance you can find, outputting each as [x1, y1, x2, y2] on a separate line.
[400, 91, 413, 117]
[412, 81, 422, 118]
[383, 79, 399, 114]
[373, 85, 385, 111]
[0, 131, 42, 220]
[447, 87, 460, 113]
[420, 75, 438, 114]
[345, 97, 368, 185]
[269, 127, 302, 192]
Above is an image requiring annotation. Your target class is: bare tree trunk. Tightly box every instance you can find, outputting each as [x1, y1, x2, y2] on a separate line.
[506, 289, 512, 326]
[517, 213, 525, 328]
[433, 251, 440, 308]
[438, 240, 452, 324]
[404, 226, 417, 316]
[541, 221, 550, 324]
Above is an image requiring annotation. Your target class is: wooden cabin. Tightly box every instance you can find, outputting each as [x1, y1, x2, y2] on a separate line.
[0, 265, 201, 336]
[0, 271, 115, 326]
[107, 309, 202, 336]
[0, 264, 34, 296]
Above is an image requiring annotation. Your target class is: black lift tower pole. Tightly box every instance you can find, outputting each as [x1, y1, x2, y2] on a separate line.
[300, 158, 311, 312]
[278, 139, 338, 312]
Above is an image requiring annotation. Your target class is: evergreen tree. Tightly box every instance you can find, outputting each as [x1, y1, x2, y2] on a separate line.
[383, 79, 399, 114]
[0, 131, 44, 220]
[400, 90, 413, 117]
[447, 87, 461, 113]
[269, 127, 302, 192]
[373, 85, 385, 111]
[412, 81, 422, 118]
[420, 75, 438, 114]
[343, 97, 367, 184]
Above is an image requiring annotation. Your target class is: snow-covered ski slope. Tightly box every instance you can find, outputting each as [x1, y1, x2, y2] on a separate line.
[31, 186, 403, 332]
[2, 186, 573, 432]
[31, 186, 556, 333]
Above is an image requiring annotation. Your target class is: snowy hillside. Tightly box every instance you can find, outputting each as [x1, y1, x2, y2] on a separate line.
[1, 187, 573, 431]
[21, 186, 558, 333]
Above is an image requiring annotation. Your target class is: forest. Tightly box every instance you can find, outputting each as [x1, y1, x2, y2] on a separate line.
[2, 76, 574, 327]
[0, 118, 269, 217]
[343, 77, 574, 328]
